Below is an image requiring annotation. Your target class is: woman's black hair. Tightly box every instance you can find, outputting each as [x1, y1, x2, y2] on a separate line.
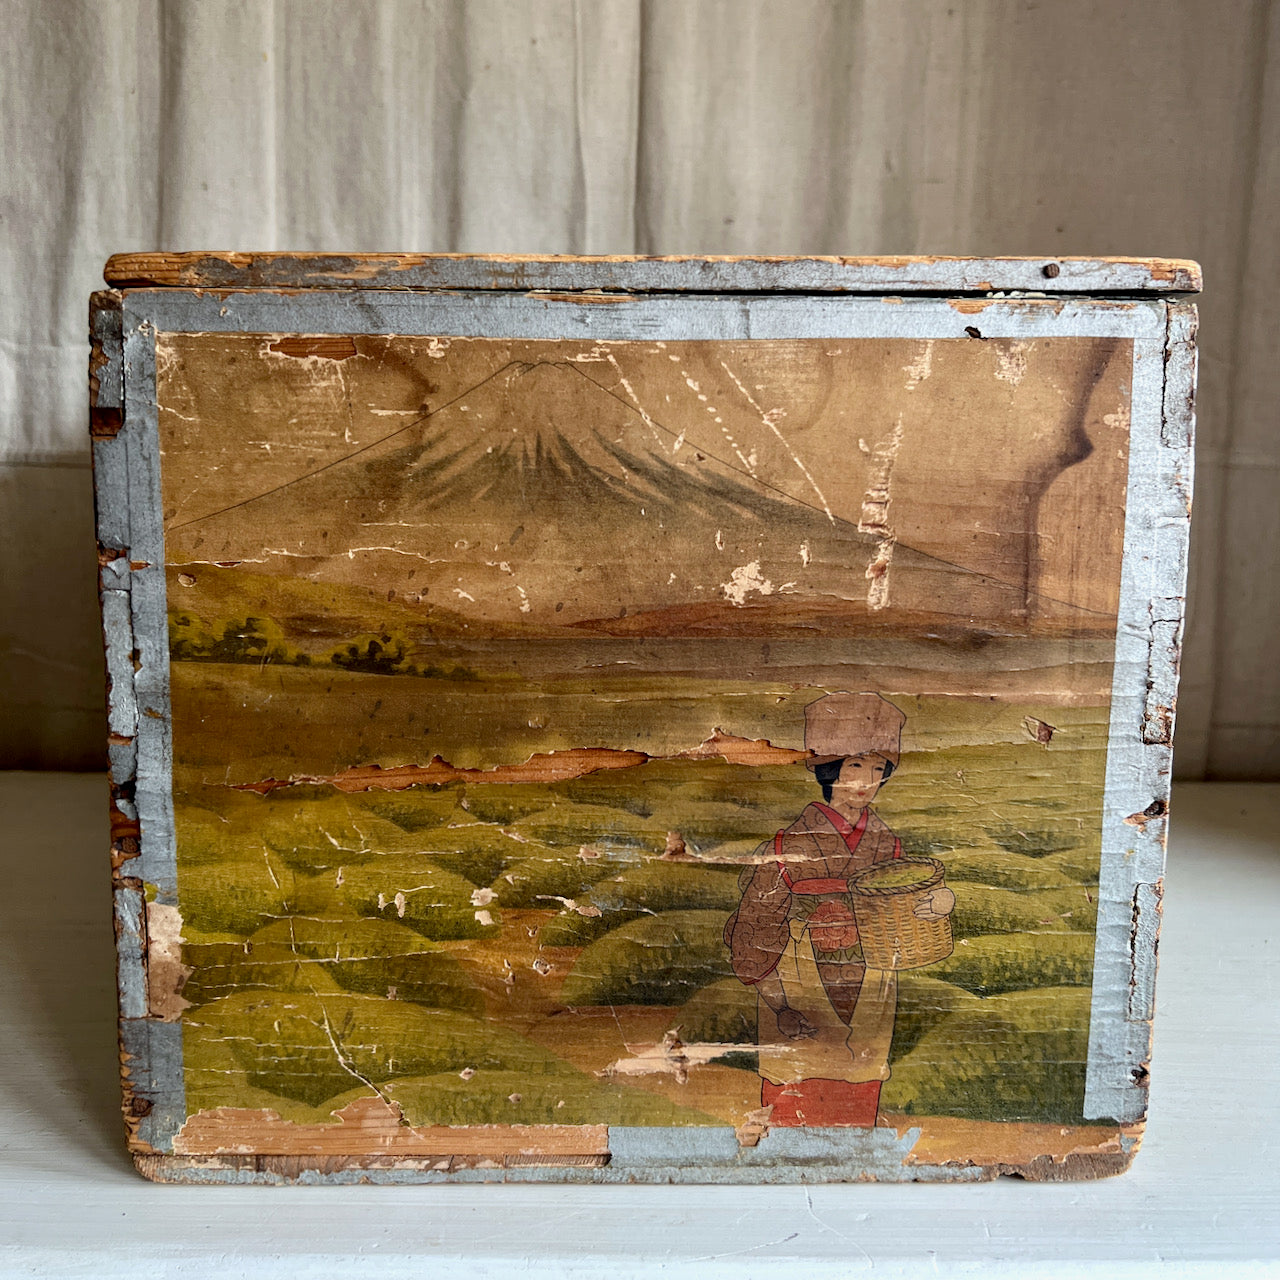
[814, 756, 895, 803]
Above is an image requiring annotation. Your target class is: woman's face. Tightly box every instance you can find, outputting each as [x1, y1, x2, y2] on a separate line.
[830, 753, 889, 811]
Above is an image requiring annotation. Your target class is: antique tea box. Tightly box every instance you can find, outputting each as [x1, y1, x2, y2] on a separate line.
[90, 253, 1198, 1183]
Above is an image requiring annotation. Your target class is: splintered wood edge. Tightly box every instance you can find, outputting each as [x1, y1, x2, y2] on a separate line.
[103, 252, 1203, 295]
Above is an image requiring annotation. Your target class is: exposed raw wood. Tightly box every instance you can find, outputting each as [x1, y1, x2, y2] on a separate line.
[173, 1096, 608, 1159]
[88, 291, 123, 438]
[235, 748, 653, 795]
[236, 734, 812, 796]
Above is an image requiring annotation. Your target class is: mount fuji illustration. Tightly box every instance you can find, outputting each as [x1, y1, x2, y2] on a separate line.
[171, 359, 1098, 638]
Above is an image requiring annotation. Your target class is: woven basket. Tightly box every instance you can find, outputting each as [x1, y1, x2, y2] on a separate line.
[849, 857, 954, 970]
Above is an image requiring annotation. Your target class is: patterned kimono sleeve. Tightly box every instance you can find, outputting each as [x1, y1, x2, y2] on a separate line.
[724, 856, 792, 984]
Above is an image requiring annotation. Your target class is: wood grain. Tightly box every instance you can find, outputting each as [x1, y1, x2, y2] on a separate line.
[103, 252, 1203, 294]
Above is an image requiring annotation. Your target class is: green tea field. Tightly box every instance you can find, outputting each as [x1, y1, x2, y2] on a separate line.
[171, 678, 1108, 1132]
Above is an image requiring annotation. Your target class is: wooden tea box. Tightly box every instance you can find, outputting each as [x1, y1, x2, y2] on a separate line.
[90, 253, 1198, 1183]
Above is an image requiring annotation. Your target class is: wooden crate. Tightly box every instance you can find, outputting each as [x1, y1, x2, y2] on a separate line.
[90, 253, 1198, 1183]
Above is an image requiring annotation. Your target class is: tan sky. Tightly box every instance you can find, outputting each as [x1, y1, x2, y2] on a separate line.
[157, 332, 1131, 631]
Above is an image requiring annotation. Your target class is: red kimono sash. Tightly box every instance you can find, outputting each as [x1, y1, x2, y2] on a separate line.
[741, 806, 904, 985]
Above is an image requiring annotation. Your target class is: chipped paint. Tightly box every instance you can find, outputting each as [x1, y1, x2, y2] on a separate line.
[735, 1105, 773, 1147]
[994, 340, 1030, 385]
[902, 340, 934, 388]
[1023, 715, 1056, 744]
[598, 1031, 754, 1084]
[1127, 880, 1163, 1022]
[145, 901, 192, 1021]
[266, 335, 358, 361]
[721, 560, 775, 604]
[89, 291, 124, 437]
[857, 415, 904, 610]
[1123, 798, 1168, 833]
[1084, 301, 1195, 1124]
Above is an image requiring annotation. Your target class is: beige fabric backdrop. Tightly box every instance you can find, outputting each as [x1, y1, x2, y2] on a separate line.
[2, 0, 1275, 776]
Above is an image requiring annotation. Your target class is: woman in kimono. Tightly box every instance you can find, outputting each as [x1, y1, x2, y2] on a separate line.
[723, 691, 955, 1127]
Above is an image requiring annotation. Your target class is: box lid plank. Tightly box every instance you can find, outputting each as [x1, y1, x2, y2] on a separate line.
[104, 252, 1202, 295]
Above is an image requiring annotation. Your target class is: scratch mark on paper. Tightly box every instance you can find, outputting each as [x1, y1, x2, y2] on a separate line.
[604, 353, 670, 454]
[720, 361, 834, 520]
[316, 1005, 393, 1109]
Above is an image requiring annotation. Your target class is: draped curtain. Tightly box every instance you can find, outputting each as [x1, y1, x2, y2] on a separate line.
[2, 0, 1276, 776]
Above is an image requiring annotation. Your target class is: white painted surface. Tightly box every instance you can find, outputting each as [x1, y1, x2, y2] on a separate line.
[0, 775, 1276, 1276]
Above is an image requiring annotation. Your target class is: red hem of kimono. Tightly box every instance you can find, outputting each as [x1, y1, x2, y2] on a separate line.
[761, 1077, 882, 1127]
